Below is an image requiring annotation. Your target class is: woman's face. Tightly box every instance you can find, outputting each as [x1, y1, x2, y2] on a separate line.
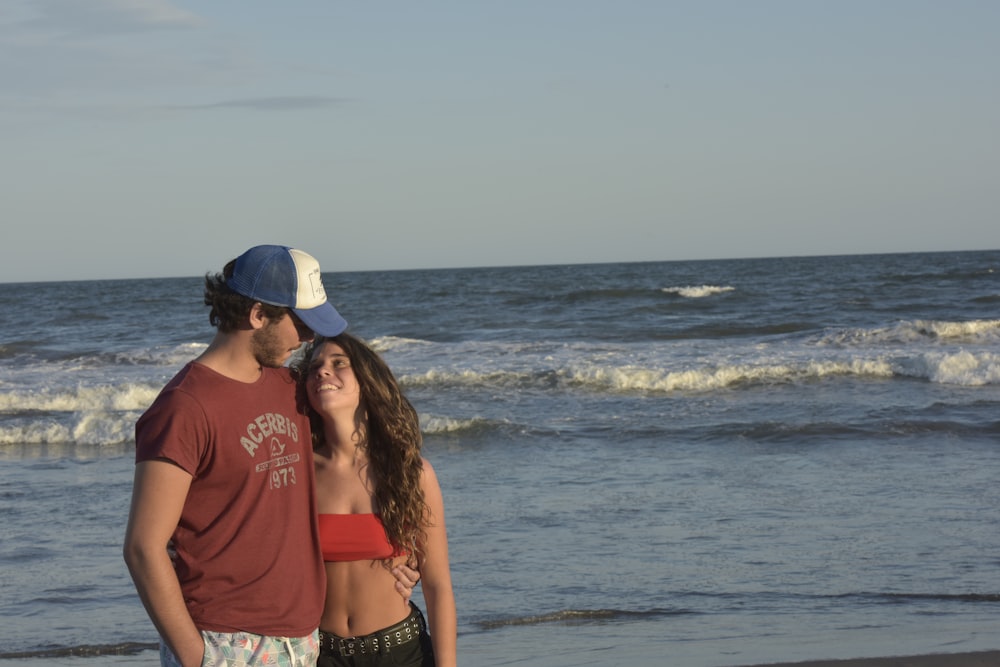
[305, 341, 361, 417]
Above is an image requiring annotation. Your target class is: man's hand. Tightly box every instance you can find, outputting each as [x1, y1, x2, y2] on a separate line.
[392, 563, 421, 602]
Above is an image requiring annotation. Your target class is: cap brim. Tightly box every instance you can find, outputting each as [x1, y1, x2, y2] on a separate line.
[293, 302, 348, 337]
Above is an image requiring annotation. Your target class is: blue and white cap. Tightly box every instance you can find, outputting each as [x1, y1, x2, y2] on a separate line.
[226, 245, 348, 337]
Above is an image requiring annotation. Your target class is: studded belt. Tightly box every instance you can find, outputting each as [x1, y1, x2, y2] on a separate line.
[319, 604, 426, 657]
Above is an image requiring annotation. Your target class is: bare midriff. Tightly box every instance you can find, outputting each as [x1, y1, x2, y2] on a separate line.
[320, 557, 412, 637]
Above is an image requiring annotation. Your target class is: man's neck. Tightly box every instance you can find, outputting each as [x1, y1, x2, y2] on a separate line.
[195, 331, 264, 383]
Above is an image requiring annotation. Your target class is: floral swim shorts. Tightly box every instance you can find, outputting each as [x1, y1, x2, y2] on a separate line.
[160, 629, 319, 667]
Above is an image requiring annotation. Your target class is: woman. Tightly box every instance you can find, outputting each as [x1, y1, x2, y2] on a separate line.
[295, 333, 456, 667]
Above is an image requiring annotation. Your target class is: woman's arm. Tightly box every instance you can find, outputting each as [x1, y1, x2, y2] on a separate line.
[418, 459, 457, 667]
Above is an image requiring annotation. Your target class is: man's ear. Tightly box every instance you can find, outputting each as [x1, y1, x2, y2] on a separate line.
[248, 302, 269, 330]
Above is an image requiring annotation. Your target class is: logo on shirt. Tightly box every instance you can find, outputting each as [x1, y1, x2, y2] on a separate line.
[240, 413, 302, 490]
[255, 438, 301, 489]
[239, 412, 299, 456]
[254, 437, 301, 472]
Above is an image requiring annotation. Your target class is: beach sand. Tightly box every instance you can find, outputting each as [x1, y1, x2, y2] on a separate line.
[1, 649, 998, 666]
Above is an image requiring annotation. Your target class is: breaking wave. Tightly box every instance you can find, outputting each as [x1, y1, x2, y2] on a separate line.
[474, 607, 695, 630]
[821, 319, 1000, 346]
[0, 384, 161, 413]
[404, 351, 1000, 394]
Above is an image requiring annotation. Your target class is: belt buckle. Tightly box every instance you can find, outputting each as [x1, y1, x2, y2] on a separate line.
[337, 637, 359, 657]
[341, 635, 383, 656]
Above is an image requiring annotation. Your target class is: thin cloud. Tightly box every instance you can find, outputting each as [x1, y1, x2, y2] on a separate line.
[172, 96, 352, 112]
[23, 0, 202, 36]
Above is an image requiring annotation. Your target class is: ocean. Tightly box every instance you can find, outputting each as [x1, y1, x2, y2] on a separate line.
[1, 250, 998, 666]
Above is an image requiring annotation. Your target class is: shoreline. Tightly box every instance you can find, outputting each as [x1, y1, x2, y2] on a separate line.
[735, 650, 1000, 667]
[1, 649, 998, 667]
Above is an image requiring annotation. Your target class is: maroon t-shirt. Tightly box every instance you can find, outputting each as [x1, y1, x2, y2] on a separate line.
[135, 362, 324, 636]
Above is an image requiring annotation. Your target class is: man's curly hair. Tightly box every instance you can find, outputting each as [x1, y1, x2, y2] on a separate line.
[204, 259, 286, 332]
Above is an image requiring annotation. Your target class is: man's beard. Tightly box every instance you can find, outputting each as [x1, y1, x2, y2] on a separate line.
[251, 321, 292, 368]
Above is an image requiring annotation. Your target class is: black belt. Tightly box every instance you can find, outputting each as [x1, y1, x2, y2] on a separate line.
[319, 605, 426, 657]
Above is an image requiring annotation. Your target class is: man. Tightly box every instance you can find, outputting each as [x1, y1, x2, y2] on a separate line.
[124, 246, 415, 667]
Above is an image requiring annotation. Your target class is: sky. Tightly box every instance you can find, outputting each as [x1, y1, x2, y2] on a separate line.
[1, 0, 998, 283]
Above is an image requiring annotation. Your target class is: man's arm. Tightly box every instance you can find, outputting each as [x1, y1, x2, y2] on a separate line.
[123, 460, 204, 667]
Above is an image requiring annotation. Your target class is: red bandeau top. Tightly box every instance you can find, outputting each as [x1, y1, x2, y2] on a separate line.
[317, 513, 406, 562]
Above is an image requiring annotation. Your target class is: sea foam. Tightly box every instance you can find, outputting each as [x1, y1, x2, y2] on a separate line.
[661, 285, 735, 298]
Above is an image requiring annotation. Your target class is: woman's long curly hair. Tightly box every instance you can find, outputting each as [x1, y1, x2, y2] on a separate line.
[294, 333, 428, 566]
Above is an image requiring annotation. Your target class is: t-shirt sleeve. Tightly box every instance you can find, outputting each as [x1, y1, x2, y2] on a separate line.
[135, 388, 209, 477]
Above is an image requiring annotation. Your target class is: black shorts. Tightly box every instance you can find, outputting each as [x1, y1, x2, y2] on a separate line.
[317, 603, 435, 667]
